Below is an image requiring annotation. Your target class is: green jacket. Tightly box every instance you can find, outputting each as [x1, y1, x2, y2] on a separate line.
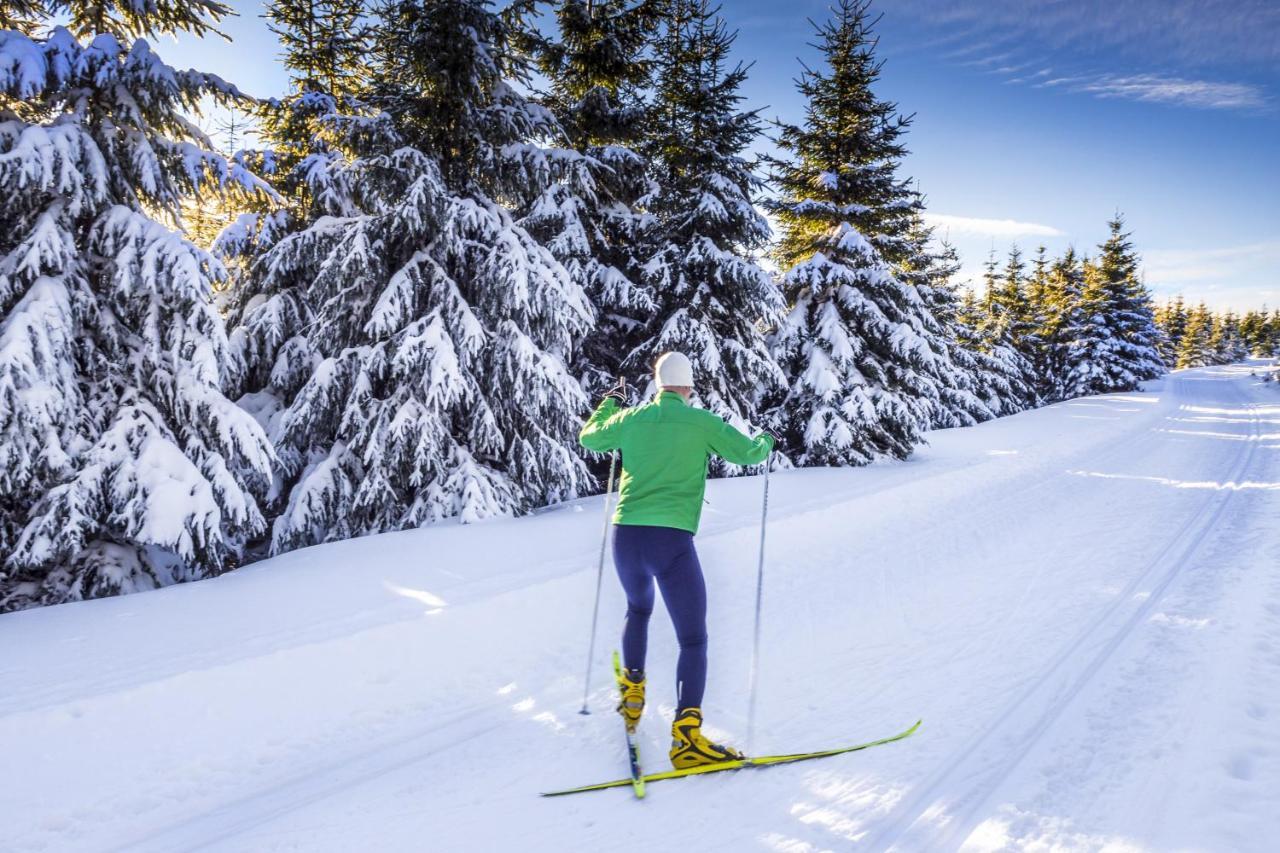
[578, 391, 774, 534]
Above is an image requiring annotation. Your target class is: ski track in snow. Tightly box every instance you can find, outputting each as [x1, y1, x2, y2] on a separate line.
[869, 374, 1264, 851]
[2, 363, 1279, 852]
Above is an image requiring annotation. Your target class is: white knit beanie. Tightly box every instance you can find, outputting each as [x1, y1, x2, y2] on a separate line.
[655, 352, 695, 388]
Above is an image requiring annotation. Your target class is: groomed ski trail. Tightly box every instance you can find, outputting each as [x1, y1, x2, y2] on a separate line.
[864, 372, 1265, 851]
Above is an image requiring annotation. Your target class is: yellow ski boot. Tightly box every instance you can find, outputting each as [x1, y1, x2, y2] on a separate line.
[614, 661, 645, 732]
[669, 708, 745, 769]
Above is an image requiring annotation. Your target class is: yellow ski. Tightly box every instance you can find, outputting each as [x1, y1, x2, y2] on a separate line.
[542, 718, 921, 797]
[612, 651, 645, 798]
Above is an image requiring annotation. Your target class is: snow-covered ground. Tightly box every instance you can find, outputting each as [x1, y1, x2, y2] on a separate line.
[3, 363, 1279, 852]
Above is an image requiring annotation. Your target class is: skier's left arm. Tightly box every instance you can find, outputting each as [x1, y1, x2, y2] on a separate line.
[579, 398, 628, 452]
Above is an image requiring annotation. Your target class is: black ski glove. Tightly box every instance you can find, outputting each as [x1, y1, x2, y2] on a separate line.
[604, 377, 628, 405]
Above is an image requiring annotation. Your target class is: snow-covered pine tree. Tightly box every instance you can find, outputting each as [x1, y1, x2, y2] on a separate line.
[994, 246, 1041, 406]
[912, 233, 1034, 423]
[633, 0, 783, 439]
[1239, 307, 1279, 358]
[1240, 308, 1266, 357]
[218, 0, 375, 524]
[1209, 310, 1248, 364]
[525, 0, 658, 396]
[1062, 216, 1164, 396]
[249, 0, 595, 554]
[181, 108, 258, 250]
[0, 1, 275, 610]
[955, 285, 1033, 417]
[1035, 246, 1086, 401]
[1177, 302, 1215, 368]
[1154, 295, 1188, 369]
[766, 0, 974, 464]
[249, 0, 370, 212]
[970, 248, 1039, 409]
[1021, 246, 1049, 391]
[989, 247, 1034, 350]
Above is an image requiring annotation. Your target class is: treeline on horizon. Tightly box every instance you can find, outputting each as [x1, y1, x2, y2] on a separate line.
[0, 0, 1258, 612]
[960, 243, 1280, 386]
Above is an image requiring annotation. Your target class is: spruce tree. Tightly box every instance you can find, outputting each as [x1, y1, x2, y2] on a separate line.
[992, 247, 1037, 351]
[238, 0, 596, 554]
[635, 0, 783, 441]
[1038, 246, 1086, 400]
[766, 0, 984, 464]
[1177, 302, 1215, 368]
[526, 0, 659, 396]
[971, 248, 1039, 408]
[0, 1, 275, 609]
[920, 237, 1029, 421]
[907, 230, 984, 427]
[1240, 309, 1266, 357]
[1154, 295, 1188, 368]
[218, 0, 377, 546]
[1024, 245, 1055, 397]
[1062, 216, 1164, 396]
[1209, 310, 1248, 364]
[1240, 307, 1280, 358]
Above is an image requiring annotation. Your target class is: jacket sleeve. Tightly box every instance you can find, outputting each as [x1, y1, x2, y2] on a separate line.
[578, 398, 627, 452]
[706, 416, 774, 466]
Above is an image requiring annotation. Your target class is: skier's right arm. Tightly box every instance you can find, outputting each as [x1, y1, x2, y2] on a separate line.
[706, 418, 774, 466]
[578, 398, 628, 452]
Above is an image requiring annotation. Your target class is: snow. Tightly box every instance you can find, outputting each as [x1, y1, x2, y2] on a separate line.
[3, 363, 1280, 851]
[0, 29, 47, 98]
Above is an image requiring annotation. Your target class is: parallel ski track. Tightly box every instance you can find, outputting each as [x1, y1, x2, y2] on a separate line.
[864, 376, 1261, 852]
[106, 703, 509, 853]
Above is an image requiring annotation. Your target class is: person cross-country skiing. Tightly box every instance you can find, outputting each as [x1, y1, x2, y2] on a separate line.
[578, 352, 774, 769]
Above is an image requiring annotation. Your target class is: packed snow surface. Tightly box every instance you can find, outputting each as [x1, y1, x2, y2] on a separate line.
[3, 363, 1279, 852]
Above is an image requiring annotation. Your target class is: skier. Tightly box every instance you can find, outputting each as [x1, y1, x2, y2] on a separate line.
[579, 352, 774, 768]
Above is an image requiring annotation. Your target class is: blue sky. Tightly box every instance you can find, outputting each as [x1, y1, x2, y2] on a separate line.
[164, 0, 1278, 311]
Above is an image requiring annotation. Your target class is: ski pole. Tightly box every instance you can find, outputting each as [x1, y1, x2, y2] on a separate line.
[746, 453, 771, 753]
[579, 446, 619, 715]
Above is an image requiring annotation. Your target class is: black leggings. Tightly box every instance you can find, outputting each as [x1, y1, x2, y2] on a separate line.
[612, 524, 708, 712]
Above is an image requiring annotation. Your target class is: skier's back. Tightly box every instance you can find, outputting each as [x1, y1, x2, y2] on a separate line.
[579, 352, 773, 768]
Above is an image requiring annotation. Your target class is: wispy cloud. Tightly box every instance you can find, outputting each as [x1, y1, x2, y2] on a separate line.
[1057, 73, 1268, 111]
[1006, 68, 1053, 85]
[895, 0, 1276, 113]
[924, 213, 1064, 238]
[897, 0, 1280, 69]
[1144, 240, 1280, 287]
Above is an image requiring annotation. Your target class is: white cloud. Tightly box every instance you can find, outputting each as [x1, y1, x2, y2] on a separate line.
[896, 1, 1276, 113]
[923, 213, 1065, 238]
[896, 0, 1280, 69]
[1071, 74, 1267, 110]
[1144, 240, 1280, 284]
[1142, 240, 1280, 311]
